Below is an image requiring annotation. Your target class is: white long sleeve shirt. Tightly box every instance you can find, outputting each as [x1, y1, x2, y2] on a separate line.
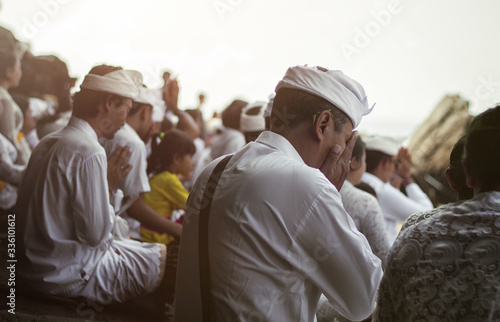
[361, 172, 433, 244]
[175, 131, 383, 322]
[16, 117, 164, 303]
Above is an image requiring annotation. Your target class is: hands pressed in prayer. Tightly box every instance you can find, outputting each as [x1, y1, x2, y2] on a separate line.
[396, 147, 412, 178]
[320, 131, 358, 191]
[107, 145, 132, 191]
[163, 78, 179, 113]
[394, 147, 414, 187]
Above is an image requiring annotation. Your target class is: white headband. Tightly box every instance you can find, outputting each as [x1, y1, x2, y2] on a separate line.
[363, 135, 401, 156]
[241, 101, 266, 132]
[134, 87, 166, 122]
[275, 65, 374, 128]
[80, 69, 143, 99]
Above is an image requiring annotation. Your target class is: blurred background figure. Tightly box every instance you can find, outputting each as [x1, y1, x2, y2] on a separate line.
[240, 101, 267, 143]
[401, 135, 474, 231]
[143, 129, 196, 245]
[361, 135, 433, 244]
[374, 105, 500, 321]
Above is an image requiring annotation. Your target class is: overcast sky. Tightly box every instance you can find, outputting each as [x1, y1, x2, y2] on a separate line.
[1, 0, 499, 138]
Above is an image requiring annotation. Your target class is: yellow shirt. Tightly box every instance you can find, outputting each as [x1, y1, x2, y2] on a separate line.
[142, 171, 188, 244]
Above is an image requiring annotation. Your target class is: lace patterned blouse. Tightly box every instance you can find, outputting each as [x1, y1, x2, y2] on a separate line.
[340, 180, 390, 267]
[374, 191, 500, 321]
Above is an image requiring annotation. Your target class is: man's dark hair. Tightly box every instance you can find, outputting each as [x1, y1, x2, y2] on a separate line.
[147, 129, 196, 176]
[270, 88, 349, 133]
[448, 136, 473, 200]
[221, 99, 247, 130]
[0, 50, 18, 80]
[463, 105, 500, 188]
[365, 150, 392, 174]
[351, 136, 366, 171]
[72, 64, 125, 119]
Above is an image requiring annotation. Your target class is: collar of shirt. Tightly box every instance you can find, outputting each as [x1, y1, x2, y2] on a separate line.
[68, 116, 99, 142]
[254, 130, 304, 164]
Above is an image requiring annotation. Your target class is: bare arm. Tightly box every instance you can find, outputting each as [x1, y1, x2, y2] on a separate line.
[163, 78, 200, 139]
[127, 194, 183, 239]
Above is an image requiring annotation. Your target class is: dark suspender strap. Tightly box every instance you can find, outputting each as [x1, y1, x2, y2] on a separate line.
[199, 155, 233, 322]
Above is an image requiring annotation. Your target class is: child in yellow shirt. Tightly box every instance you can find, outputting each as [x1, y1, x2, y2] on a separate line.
[142, 129, 196, 244]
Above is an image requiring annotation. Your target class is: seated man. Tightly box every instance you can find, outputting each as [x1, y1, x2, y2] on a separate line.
[16, 65, 167, 305]
[361, 136, 433, 244]
[374, 105, 500, 321]
[240, 101, 267, 143]
[100, 86, 182, 241]
[175, 65, 383, 321]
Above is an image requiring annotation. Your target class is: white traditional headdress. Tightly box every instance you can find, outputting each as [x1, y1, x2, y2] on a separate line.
[80, 69, 143, 99]
[275, 65, 374, 128]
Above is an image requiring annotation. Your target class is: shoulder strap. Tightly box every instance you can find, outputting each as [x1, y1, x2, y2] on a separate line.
[199, 154, 233, 322]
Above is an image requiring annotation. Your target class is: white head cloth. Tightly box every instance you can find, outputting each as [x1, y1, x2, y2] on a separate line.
[80, 69, 143, 99]
[363, 135, 401, 156]
[241, 101, 267, 132]
[275, 65, 374, 128]
[134, 87, 166, 122]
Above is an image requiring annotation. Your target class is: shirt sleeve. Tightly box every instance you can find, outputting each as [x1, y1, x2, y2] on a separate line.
[380, 183, 433, 222]
[71, 153, 114, 247]
[405, 182, 434, 208]
[0, 136, 25, 185]
[161, 173, 189, 210]
[289, 187, 383, 321]
[118, 140, 150, 197]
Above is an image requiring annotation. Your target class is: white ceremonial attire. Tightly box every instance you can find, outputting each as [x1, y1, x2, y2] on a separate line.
[209, 126, 245, 160]
[175, 131, 383, 322]
[16, 117, 165, 303]
[100, 123, 150, 240]
[340, 180, 390, 267]
[0, 86, 31, 165]
[361, 172, 433, 244]
[374, 191, 500, 321]
[0, 133, 25, 209]
[183, 136, 206, 190]
[192, 127, 246, 186]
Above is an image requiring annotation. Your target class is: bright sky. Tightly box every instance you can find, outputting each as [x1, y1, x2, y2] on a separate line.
[1, 0, 499, 138]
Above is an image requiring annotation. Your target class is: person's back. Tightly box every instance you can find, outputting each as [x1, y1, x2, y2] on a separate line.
[175, 65, 383, 321]
[374, 192, 500, 321]
[17, 118, 114, 293]
[209, 99, 247, 160]
[16, 66, 168, 305]
[374, 105, 500, 321]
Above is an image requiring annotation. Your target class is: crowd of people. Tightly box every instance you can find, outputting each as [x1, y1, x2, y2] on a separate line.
[1, 25, 500, 321]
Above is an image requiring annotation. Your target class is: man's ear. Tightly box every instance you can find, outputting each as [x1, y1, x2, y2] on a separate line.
[464, 166, 475, 188]
[445, 167, 458, 192]
[172, 152, 182, 164]
[350, 156, 360, 171]
[140, 105, 151, 120]
[314, 111, 332, 141]
[103, 94, 120, 113]
[5, 66, 14, 80]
